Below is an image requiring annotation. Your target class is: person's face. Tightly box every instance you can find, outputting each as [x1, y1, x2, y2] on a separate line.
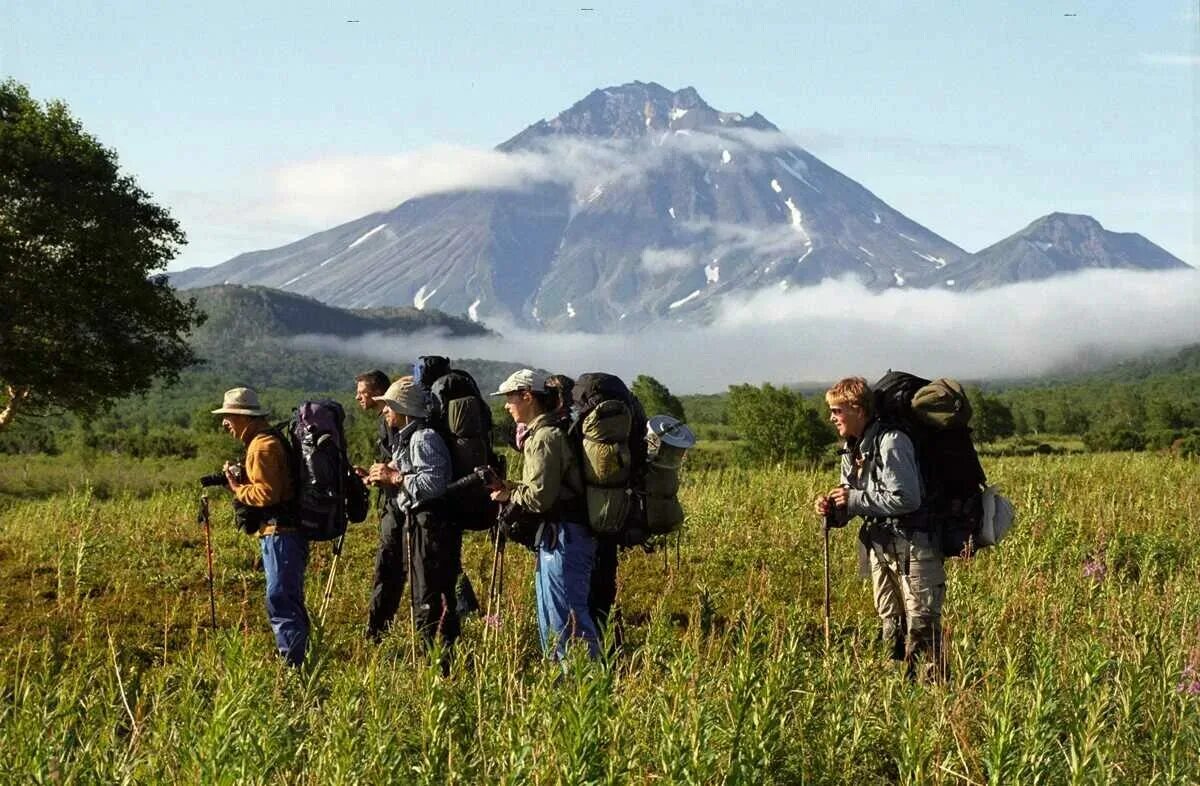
[383, 406, 403, 429]
[221, 413, 252, 439]
[355, 381, 380, 412]
[828, 399, 868, 440]
[504, 390, 535, 425]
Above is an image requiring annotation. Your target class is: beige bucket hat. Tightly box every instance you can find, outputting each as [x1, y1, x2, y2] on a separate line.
[375, 380, 429, 418]
[211, 387, 269, 417]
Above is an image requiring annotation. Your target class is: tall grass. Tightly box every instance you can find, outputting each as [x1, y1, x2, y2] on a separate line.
[0, 453, 1197, 783]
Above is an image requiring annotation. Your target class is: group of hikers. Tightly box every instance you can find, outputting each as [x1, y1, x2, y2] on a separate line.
[210, 361, 1008, 682]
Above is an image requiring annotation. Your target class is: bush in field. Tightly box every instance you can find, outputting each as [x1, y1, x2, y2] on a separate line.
[726, 383, 831, 463]
[1175, 429, 1200, 457]
[968, 389, 1015, 442]
[1083, 426, 1146, 452]
[632, 375, 686, 421]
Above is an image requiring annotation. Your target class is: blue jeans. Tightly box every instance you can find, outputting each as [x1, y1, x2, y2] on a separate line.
[260, 533, 310, 667]
[534, 521, 599, 660]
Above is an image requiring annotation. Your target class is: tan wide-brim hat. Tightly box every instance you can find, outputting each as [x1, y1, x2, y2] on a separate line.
[375, 380, 429, 418]
[211, 387, 269, 417]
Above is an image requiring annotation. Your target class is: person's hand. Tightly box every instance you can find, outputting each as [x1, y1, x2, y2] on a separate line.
[367, 463, 397, 486]
[814, 494, 830, 516]
[353, 465, 368, 479]
[490, 486, 511, 503]
[223, 461, 242, 491]
[828, 486, 850, 509]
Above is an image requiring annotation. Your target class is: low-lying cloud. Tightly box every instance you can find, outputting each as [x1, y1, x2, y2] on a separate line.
[292, 269, 1200, 394]
[266, 128, 795, 228]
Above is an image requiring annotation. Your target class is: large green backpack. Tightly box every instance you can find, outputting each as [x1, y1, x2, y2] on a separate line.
[572, 373, 647, 535]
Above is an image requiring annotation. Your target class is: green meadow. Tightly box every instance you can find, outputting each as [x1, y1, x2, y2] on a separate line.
[1, 451, 1198, 784]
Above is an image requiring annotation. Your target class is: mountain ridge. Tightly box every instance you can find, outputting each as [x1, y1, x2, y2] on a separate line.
[170, 81, 1191, 331]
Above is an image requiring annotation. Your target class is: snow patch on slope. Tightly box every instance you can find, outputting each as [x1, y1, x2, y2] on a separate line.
[669, 290, 702, 309]
[770, 179, 782, 193]
[705, 263, 720, 284]
[348, 223, 388, 249]
[412, 285, 436, 309]
[468, 299, 481, 322]
[912, 250, 948, 268]
[413, 285, 438, 310]
[775, 155, 821, 192]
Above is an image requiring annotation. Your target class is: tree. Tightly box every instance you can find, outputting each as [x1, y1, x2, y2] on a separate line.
[967, 389, 1015, 443]
[726, 383, 831, 463]
[0, 80, 204, 430]
[632, 374, 686, 421]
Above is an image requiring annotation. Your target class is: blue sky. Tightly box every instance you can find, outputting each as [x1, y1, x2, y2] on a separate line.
[3, 0, 1196, 271]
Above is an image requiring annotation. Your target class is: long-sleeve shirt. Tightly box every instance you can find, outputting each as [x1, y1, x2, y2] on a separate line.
[509, 413, 582, 514]
[839, 419, 922, 521]
[234, 421, 293, 509]
[389, 419, 451, 512]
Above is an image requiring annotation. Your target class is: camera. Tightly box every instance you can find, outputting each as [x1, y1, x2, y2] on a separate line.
[410, 465, 502, 513]
[199, 463, 243, 488]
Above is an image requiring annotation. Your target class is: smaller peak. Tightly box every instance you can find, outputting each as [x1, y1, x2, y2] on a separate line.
[672, 86, 709, 109]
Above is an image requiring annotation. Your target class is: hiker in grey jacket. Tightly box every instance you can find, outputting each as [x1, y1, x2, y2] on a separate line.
[366, 380, 460, 660]
[816, 376, 947, 682]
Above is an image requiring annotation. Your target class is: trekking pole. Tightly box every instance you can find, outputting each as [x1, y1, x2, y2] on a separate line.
[197, 494, 217, 629]
[406, 513, 418, 665]
[318, 533, 346, 624]
[822, 500, 835, 649]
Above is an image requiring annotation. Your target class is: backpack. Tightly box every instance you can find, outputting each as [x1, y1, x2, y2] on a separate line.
[871, 371, 996, 557]
[414, 356, 502, 531]
[644, 415, 694, 536]
[274, 399, 369, 542]
[571, 373, 649, 537]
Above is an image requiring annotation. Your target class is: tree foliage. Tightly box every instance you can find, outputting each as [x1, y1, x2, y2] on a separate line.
[0, 79, 205, 430]
[727, 383, 831, 463]
[967, 389, 1015, 443]
[632, 374, 686, 421]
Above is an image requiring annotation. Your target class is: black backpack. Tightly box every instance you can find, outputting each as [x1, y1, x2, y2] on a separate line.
[871, 371, 987, 558]
[275, 399, 369, 542]
[572, 372, 650, 542]
[414, 356, 502, 531]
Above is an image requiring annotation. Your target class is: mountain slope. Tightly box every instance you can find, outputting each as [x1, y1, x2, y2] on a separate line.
[921, 213, 1190, 289]
[171, 81, 967, 331]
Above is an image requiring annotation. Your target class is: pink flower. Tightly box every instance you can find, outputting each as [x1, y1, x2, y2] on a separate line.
[1082, 556, 1107, 582]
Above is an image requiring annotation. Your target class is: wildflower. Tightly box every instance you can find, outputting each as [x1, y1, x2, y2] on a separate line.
[1082, 556, 1107, 582]
[1178, 664, 1200, 696]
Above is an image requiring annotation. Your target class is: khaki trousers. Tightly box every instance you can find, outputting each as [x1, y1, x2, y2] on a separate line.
[868, 528, 946, 675]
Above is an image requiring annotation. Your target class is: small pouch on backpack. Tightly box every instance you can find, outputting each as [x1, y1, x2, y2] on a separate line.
[586, 486, 630, 532]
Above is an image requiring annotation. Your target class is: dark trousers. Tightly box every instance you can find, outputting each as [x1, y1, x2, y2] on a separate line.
[367, 506, 462, 652]
[367, 507, 406, 638]
[410, 518, 462, 651]
[589, 532, 620, 633]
